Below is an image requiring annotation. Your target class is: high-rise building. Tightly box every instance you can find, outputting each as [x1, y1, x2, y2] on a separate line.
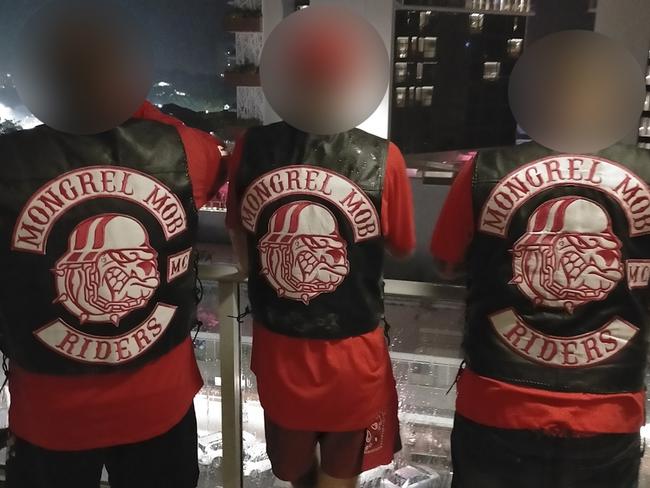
[225, 0, 265, 124]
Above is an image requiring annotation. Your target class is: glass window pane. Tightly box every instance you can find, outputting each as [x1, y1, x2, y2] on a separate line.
[195, 280, 224, 488]
[384, 294, 463, 488]
[240, 284, 282, 488]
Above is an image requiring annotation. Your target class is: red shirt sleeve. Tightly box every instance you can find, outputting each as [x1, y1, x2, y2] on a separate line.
[225, 133, 247, 230]
[381, 142, 416, 257]
[430, 158, 475, 264]
[175, 125, 222, 209]
[134, 102, 186, 128]
[133, 101, 224, 210]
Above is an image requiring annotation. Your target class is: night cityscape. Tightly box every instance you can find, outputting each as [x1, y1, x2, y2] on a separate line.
[0, 0, 237, 135]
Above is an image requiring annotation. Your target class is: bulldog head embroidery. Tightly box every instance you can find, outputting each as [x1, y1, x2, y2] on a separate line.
[511, 196, 623, 312]
[259, 201, 349, 304]
[53, 214, 160, 325]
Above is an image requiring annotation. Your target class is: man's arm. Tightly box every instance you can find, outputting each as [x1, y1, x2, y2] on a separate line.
[382, 143, 416, 258]
[136, 101, 225, 209]
[181, 128, 224, 209]
[430, 157, 475, 280]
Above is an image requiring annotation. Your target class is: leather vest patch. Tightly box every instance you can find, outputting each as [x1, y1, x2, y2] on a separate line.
[12, 167, 189, 365]
[236, 122, 387, 340]
[0, 119, 198, 374]
[479, 155, 648, 368]
[467, 143, 650, 393]
[241, 166, 381, 304]
[478, 155, 650, 238]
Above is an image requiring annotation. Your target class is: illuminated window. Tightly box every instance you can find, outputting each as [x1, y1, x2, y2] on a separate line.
[483, 61, 501, 81]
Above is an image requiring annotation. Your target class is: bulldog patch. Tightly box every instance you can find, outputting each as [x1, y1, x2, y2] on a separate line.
[479, 155, 649, 368]
[11, 166, 190, 365]
[241, 165, 380, 304]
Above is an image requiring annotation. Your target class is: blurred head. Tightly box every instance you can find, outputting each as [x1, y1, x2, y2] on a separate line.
[260, 5, 389, 135]
[509, 30, 644, 154]
[14, 0, 152, 135]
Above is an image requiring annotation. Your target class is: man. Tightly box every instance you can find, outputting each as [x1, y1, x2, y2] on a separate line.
[431, 31, 647, 488]
[1, 4, 224, 487]
[228, 7, 414, 487]
[227, 122, 415, 488]
[227, 6, 414, 487]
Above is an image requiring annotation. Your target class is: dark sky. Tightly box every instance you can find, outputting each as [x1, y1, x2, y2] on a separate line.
[0, 0, 231, 76]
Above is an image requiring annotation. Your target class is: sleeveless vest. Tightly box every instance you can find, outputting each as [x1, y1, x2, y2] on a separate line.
[236, 122, 387, 339]
[0, 119, 198, 374]
[466, 141, 650, 394]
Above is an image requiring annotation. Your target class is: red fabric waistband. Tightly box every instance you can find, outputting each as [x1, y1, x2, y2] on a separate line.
[9, 338, 203, 450]
[455, 368, 645, 435]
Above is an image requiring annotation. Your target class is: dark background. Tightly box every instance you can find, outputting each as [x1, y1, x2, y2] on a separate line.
[0, 0, 235, 126]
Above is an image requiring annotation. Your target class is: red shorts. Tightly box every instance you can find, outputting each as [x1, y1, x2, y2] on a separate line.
[264, 412, 402, 481]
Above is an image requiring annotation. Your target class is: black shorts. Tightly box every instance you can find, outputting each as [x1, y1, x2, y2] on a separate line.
[263, 415, 367, 481]
[451, 414, 642, 488]
[6, 405, 199, 488]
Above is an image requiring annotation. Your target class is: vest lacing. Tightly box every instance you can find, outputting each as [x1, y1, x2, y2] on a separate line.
[229, 306, 252, 326]
[192, 252, 204, 342]
[446, 360, 467, 396]
[382, 317, 392, 346]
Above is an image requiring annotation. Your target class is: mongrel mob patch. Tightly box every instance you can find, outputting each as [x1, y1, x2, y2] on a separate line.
[479, 155, 650, 368]
[241, 165, 380, 304]
[12, 166, 192, 365]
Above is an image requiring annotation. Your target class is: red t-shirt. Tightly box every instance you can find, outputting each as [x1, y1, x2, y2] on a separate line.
[227, 134, 416, 431]
[430, 158, 645, 435]
[9, 101, 223, 450]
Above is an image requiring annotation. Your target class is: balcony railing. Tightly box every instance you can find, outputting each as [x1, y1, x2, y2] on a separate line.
[196, 260, 650, 488]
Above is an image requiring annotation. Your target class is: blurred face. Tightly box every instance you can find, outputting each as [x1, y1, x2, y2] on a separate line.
[509, 30, 644, 154]
[14, 0, 152, 135]
[260, 5, 389, 135]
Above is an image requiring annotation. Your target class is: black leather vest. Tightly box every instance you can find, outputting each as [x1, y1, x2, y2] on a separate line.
[0, 119, 198, 374]
[466, 142, 650, 394]
[236, 122, 387, 339]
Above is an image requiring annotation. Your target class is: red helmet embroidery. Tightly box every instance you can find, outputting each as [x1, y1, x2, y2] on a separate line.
[53, 214, 160, 325]
[511, 196, 624, 312]
[259, 201, 350, 304]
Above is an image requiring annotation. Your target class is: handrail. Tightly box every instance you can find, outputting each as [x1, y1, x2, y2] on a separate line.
[384, 279, 465, 301]
[198, 263, 466, 300]
[198, 263, 242, 283]
[214, 276, 242, 488]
